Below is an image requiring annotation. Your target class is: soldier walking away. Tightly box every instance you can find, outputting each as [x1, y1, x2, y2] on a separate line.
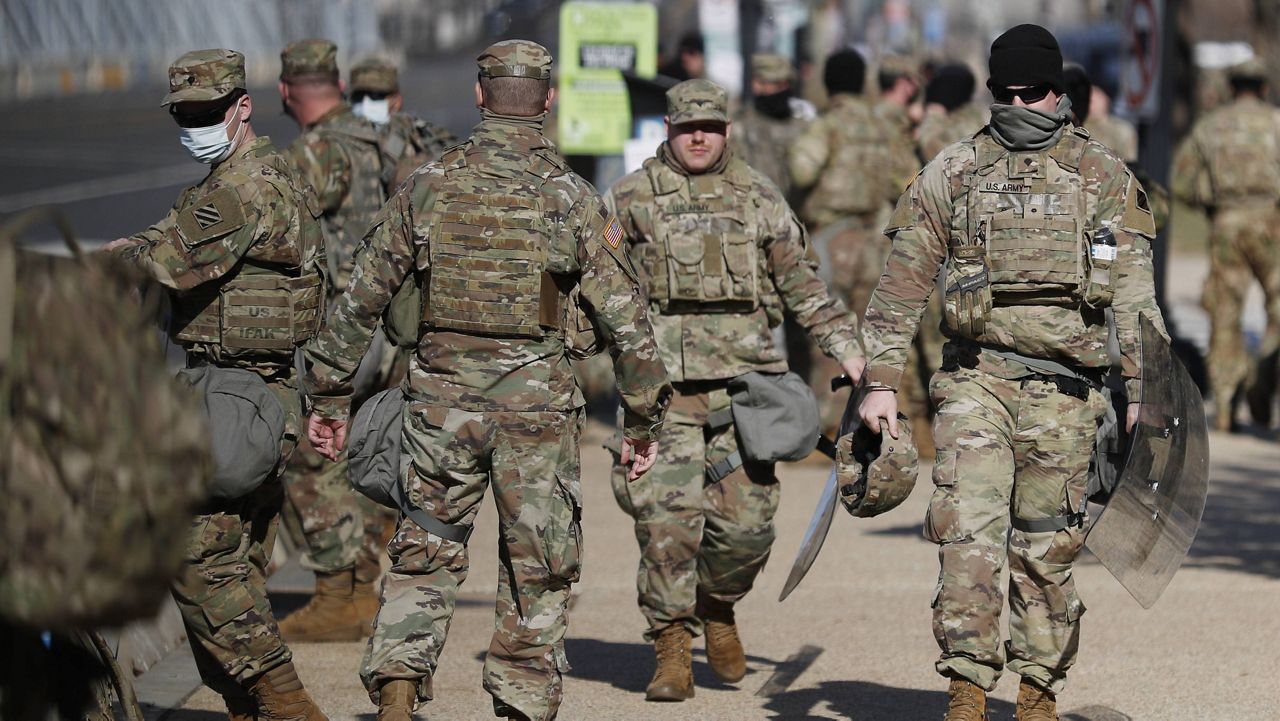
[1172, 56, 1280, 431]
[874, 54, 924, 167]
[917, 63, 989, 163]
[303, 40, 671, 721]
[103, 49, 329, 721]
[857, 25, 1166, 721]
[789, 49, 918, 434]
[731, 53, 815, 203]
[348, 55, 460, 189]
[276, 39, 391, 642]
[605, 78, 864, 703]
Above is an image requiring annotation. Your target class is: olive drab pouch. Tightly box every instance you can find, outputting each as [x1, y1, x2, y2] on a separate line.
[728, 371, 821, 463]
[176, 365, 286, 500]
[347, 386, 405, 509]
[1, 209, 209, 629]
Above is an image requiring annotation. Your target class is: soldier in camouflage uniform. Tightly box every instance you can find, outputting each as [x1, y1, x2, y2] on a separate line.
[304, 41, 671, 721]
[789, 49, 919, 433]
[730, 53, 814, 202]
[103, 49, 328, 721]
[875, 54, 924, 165]
[606, 78, 864, 703]
[1086, 80, 1139, 163]
[1172, 56, 1280, 431]
[918, 63, 989, 163]
[348, 56, 460, 189]
[857, 26, 1166, 721]
[276, 39, 390, 641]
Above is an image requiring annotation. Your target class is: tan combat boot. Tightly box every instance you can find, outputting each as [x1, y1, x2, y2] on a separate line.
[278, 568, 365, 642]
[1015, 678, 1059, 721]
[943, 677, 988, 721]
[645, 625, 694, 702]
[247, 662, 327, 721]
[376, 679, 416, 721]
[354, 556, 383, 638]
[698, 591, 746, 683]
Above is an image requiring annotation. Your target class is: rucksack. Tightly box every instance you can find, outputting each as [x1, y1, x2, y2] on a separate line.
[0, 210, 210, 629]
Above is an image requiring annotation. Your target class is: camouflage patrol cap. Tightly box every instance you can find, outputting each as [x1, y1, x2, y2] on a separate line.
[476, 40, 553, 80]
[281, 38, 340, 81]
[878, 54, 922, 84]
[1229, 56, 1269, 82]
[837, 413, 919, 518]
[162, 49, 246, 107]
[752, 53, 794, 83]
[350, 56, 399, 94]
[666, 79, 729, 125]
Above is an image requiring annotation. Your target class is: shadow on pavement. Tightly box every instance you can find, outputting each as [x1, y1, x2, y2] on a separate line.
[759, 680, 1015, 720]
[1182, 464, 1280, 579]
[554, 638, 774, 694]
[154, 712, 228, 721]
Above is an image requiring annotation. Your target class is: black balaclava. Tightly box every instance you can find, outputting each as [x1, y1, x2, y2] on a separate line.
[924, 63, 975, 112]
[824, 49, 866, 96]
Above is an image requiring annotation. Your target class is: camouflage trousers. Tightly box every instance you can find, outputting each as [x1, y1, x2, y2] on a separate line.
[926, 366, 1103, 694]
[171, 378, 300, 692]
[361, 403, 584, 721]
[610, 382, 779, 640]
[1201, 204, 1280, 428]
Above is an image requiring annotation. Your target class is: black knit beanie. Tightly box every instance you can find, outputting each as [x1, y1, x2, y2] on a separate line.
[924, 63, 975, 111]
[987, 24, 1064, 93]
[824, 49, 866, 95]
[1063, 63, 1092, 123]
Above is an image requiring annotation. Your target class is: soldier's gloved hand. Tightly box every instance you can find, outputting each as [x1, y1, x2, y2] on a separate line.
[307, 415, 349, 461]
[621, 437, 659, 481]
[840, 356, 867, 385]
[858, 388, 900, 439]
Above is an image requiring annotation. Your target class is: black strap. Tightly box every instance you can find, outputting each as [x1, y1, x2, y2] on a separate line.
[1011, 512, 1085, 533]
[815, 435, 837, 460]
[705, 451, 743, 484]
[706, 407, 734, 430]
[391, 479, 473, 543]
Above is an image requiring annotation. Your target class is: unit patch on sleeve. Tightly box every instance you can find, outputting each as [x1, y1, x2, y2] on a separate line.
[176, 186, 247, 249]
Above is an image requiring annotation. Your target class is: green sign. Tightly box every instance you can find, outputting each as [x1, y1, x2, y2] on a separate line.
[558, 1, 657, 155]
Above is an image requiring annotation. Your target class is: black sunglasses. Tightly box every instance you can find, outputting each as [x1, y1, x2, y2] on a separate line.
[991, 83, 1053, 105]
[351, 91, 392, 103]
[170, 91, 244, 128]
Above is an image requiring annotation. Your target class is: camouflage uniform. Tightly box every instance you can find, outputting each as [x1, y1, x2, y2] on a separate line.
[861, 118, 1166, 694]
[790, 90, 920, 431]
[918, 103, 989, 164]
[606, 80, 860, 642]
[304, 41, 671, 721]
[1086, 113, 1139, 163]
[280, 40, 389, 586]
[731, 54, 814, 202]
[1172, 59, 1280, 430]
[108, 50, 325, 698]
[349, 55, 460, 189]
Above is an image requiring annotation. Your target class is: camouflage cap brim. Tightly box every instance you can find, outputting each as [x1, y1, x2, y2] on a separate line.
[161, 84, 236, 107]
[668, 107, 729, 125]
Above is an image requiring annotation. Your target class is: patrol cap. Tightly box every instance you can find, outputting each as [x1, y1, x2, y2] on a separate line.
[751, 53, 793, 83]
[1229, 56, 1268, 82]
[476, 40, 553, 80]
[162, 49, 246, 107]
[351, 56, 399, 94]
[666, 79, 729, 125]
[281, 38, 340, 82]
[878, 54, 922, 84]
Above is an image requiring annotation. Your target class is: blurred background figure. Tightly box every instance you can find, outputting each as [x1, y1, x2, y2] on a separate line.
[916, 62, 987, 163]
[349, 55, 459, 188]
[658, 32, 706, 82]
[733, 52, 814, 202]
[1087, 78, 1139, 163]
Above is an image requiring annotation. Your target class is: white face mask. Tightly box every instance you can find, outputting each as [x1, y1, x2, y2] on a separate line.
[180, 104, 246, 164]
[353, 97, 391, 125]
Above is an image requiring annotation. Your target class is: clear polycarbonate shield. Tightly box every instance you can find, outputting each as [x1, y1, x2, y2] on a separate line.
[779, 377, 859, 602]
[1085, 314, 1209, 609]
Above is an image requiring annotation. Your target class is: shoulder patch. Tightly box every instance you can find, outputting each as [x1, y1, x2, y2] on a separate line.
[176, 186, 247, 248]
[602, 215, 624, 249]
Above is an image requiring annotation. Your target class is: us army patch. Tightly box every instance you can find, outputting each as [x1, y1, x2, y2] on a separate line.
[980, 180, 1031, 193]
[176, 187, 246, 249]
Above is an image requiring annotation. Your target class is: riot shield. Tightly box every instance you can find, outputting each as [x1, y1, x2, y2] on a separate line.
[1085, 314, 1209, 609]
[779, 376, 859, 602]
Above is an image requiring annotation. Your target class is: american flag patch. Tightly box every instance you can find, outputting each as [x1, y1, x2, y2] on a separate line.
[603, 217, 623, 249]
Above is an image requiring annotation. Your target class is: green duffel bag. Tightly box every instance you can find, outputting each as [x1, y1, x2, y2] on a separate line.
[176, 365, 285, 500]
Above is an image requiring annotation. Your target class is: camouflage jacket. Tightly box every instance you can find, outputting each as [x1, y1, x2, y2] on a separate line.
[289, 103, 386, 296]
[917, 103, 988, 164]
[790, 94, 917, 228]
[113, 136, 323, 372]
[1086, 113, 1139, 163]
[304, 117, 671, 440]
[606, 145, 861, 383]
[861, 125, 1166, 399]
[382, 112, 459, 190]
[730, 104, 810, 202]
[1172, 96, 1280, 209]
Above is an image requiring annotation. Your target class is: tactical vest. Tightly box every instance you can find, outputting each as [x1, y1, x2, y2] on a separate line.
[1202, 103, 1280, 204]
[803, 98, 895, 221]
[314, 114, 386, 294]
[939, 128, 1116, 338]
[171, 150, 326, 362]
[637, 157, 764, 314]
[420, 145, 569, 338]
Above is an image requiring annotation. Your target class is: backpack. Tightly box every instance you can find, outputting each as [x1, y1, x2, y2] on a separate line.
[0, 210, 210, 629]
